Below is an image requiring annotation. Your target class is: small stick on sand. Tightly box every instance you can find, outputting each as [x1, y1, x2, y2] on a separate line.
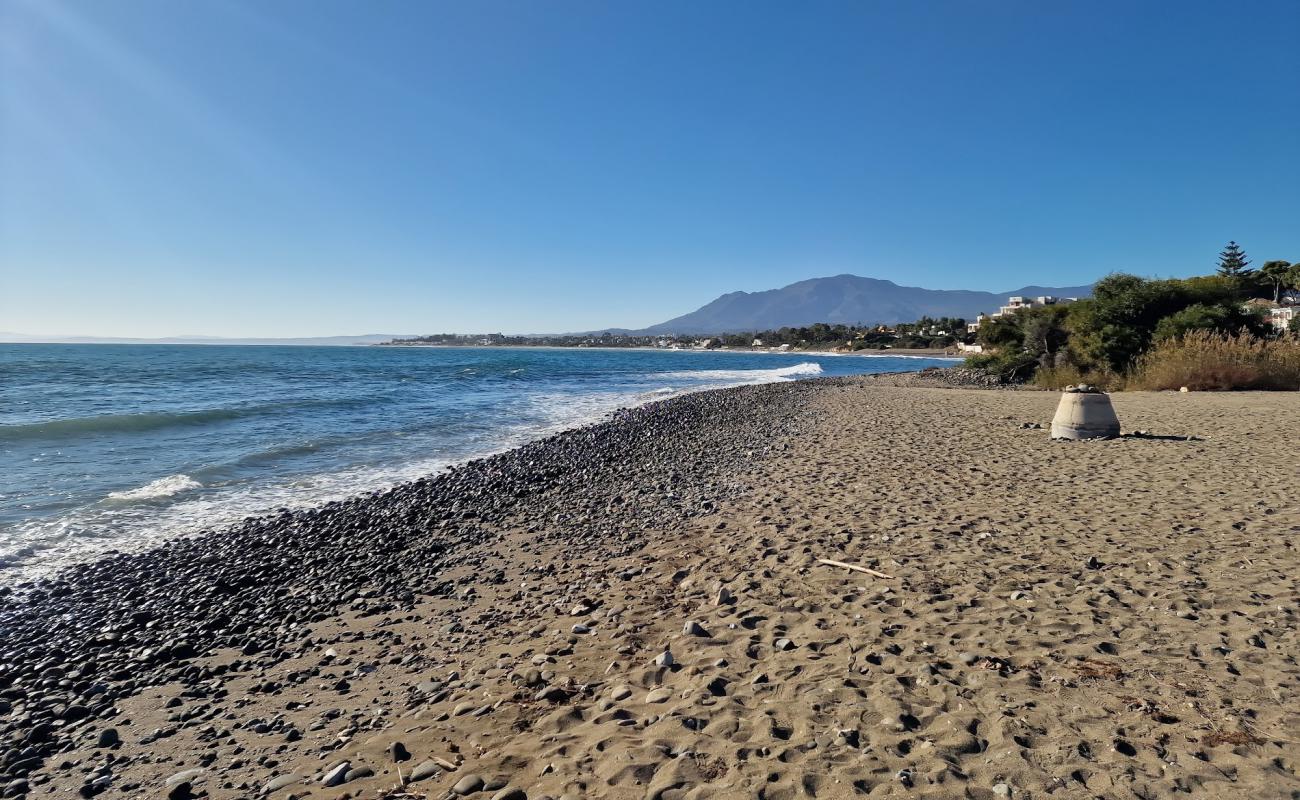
[817, 557, 894, 579]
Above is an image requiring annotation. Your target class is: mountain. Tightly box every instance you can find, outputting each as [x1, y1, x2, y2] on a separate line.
[630, 275, 1094, 334]
[0, 333, 410, 346]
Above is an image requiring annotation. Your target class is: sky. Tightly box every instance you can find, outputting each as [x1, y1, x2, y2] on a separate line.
[1, 1, 1298, 337]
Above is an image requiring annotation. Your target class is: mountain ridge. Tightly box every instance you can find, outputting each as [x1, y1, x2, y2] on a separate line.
[619, 274, 1094, 335]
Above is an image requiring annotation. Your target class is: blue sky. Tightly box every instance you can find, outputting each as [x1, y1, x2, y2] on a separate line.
[2, 0, 1297, 337]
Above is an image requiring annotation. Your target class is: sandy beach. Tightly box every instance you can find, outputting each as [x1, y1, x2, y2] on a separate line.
[4, 380, 1299, 800]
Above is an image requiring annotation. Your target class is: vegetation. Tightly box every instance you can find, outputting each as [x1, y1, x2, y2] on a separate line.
[716, 317, 967, 351]
[1216, 240, 1251, 279]
[1129, 331, 1300, 391]
[387, 241, 1300, 392]
[1259, 260, 1295, 304]
[385, 317, 970, 352]
[967, 241, 1298, 390]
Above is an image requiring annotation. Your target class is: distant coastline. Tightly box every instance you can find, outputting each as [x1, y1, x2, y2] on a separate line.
[375, 341, 962, 358]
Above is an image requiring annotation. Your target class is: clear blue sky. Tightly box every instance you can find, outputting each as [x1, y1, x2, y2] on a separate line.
[2, 0, 1297, 337]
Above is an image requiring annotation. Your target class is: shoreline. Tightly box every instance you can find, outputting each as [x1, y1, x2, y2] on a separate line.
[0, 380, 820, 798]
[1, 355, 958, 586]
[5, 379, 1298, 799]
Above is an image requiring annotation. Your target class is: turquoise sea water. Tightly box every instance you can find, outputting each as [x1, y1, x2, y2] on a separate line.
[1, 344, 955, 580]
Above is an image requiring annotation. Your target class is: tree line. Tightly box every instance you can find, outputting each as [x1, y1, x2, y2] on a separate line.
[969, 242, 1299, 385]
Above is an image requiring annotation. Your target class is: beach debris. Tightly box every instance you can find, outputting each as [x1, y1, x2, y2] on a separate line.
[682, 619, 709, 636]
[654, 650, 675, 667]
[817, 557, 894, 579]
[1071, 658, 1124, 680]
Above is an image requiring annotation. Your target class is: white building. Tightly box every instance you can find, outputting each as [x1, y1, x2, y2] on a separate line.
[986, 295, 1077, 321]
[992, 295, 1075, 319]
[1272, 306, 1298, 331]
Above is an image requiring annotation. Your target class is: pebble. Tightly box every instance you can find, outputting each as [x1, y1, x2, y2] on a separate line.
[321, 761, 350, 787]
[453, 773, 486, 794]
[645, 687, 673, 703]
[95, 728, 119, 749]
[261, 774, 301, 794]
[164, 770, 204, 787]
[0, 380, 814, 787]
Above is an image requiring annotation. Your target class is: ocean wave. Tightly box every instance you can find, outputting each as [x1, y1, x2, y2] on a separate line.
[0, 408, 253, 441]
[852, 353, 964, 361]
[657, 362, 824, 382]
[106, 474, 202, 502]
[0, 396, 379, 442]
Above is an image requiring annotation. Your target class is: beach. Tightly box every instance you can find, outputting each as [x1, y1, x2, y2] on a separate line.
[4, 379, 1299, 800]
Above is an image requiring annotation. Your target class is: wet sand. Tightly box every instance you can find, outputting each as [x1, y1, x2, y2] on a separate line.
[8, 381, 1300, 800]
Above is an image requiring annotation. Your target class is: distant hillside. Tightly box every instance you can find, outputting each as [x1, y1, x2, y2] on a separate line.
[630, 275, 1094, 334]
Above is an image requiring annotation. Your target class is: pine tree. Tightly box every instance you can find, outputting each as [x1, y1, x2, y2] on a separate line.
[1216, 241, 1252, 278]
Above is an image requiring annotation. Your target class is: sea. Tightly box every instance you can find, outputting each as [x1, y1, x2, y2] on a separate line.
[1, 344, 956, 583]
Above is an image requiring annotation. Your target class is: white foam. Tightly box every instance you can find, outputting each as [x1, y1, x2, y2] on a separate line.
[1, 359, 832, 582]
[106, 474, 202, 502]
[851, 353, 964, 361]
[657, 362, 824, 382]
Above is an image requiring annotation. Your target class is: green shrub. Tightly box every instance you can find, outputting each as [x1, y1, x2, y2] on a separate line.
[965, 350, 1038, 383]
[1065, 273, 1257, 373]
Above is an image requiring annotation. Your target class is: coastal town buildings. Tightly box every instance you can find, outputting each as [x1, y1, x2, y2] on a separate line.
[1243, 299, 1298, 332]
[968, 295, 1077, 332]
[1271, 305, 1297, 331]
[993, 295, 1076, 318]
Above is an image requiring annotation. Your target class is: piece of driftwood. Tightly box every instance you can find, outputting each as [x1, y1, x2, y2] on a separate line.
[817, 557, 893, 579]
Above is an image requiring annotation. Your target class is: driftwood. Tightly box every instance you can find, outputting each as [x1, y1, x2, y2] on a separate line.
[817, 557, 894, 580]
